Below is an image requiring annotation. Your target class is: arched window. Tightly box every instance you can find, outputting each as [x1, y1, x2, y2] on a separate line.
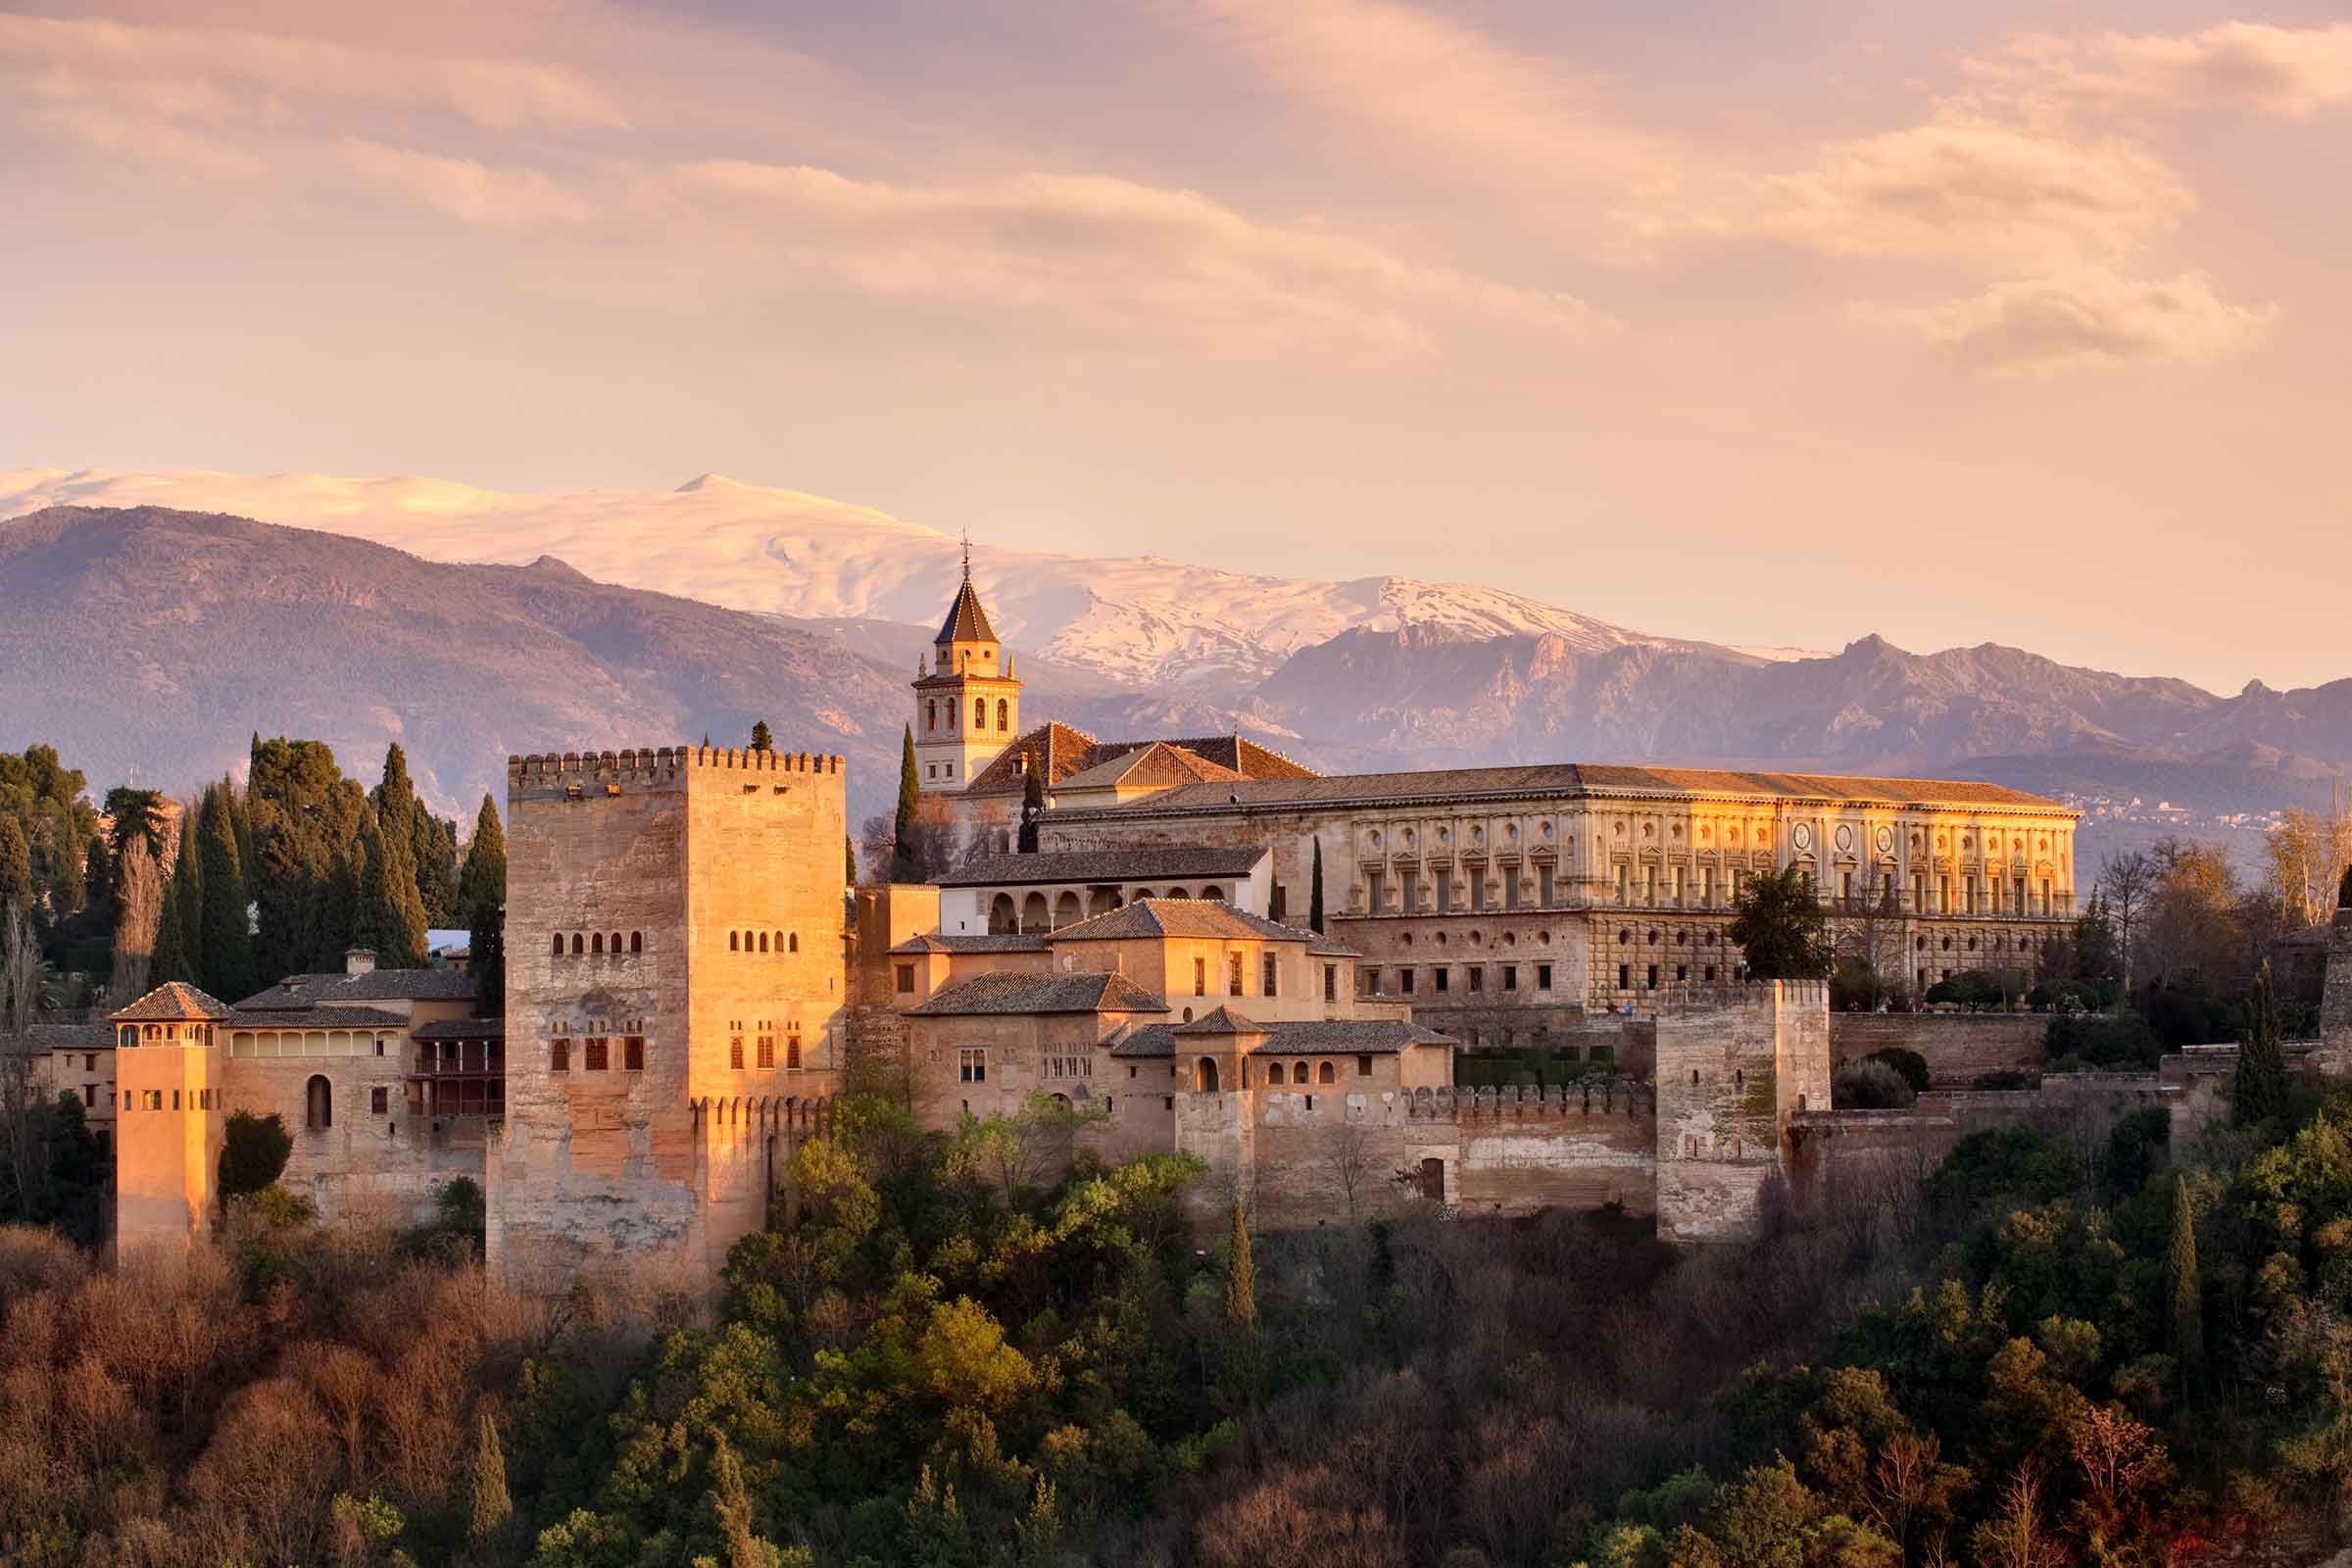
[1200, 885, 1224, 903]
[610, 932, 621, 954]
[1021, 892, 1049, 933]
[989, 893, 1018, 934]
[1318, 1060, 1335, 1084]
[306, 1074, 331, 1131]
[997, 699, 1009, 730]
[974, 697, 987, 729]
[926, 700, 937, 731]
[570, 933, 584, 956]
[1197, 1057, 1219, 1093]
[759, 932, 769, 953]
[788, 932, 799, 954]
[552, 933, 564, 956]
[729, 931, 740, 952]
[593, 932, 605, 955]
[630, 931, 642, 954]
[1054, 892, 1080, 928]
[1268, 1062, 1286, 1085]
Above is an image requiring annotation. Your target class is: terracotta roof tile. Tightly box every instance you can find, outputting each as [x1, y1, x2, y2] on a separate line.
[1110, 1016, 1453, 1057]
[108, 981, 234, 1023]
[906, 970, 1170, 1016]
[1048, 898, 1321, 945]
[235, 969, 475, 1009]
[936, 846, 1267, 888]
[886, 932, 1053, 955]
[1054, 742, 1246, 794]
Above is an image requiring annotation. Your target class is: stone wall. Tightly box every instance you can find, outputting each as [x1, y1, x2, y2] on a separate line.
[1653, 982, 1832, 1245]
[231, 1053, 485, 1227]
[1828, 1013, 2046, 1084]
[2324, 908, 2352, 1040]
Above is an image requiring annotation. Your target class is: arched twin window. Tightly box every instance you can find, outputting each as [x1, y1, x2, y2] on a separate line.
[997, 699, 1009, 729]
[973, 697, 987, 730]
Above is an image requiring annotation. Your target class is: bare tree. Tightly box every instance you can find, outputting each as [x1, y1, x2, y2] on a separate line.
[110, 836, 161, 1004]
[2097, 850, 2157, 992]
[2264, 804, 2352, 929]
[1321, 1113, 1377, 1223]
[1833, 879, 1906, 1008]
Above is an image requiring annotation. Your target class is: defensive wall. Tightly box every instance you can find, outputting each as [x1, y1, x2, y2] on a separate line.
[1827, 1012, 2046, 1084]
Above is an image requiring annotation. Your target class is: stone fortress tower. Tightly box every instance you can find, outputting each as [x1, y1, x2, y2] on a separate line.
[486, 743, 848, 1286]
[910, 538, 1022, 792]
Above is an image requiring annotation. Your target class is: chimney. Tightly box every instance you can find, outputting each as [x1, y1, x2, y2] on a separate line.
[345, 948, 377, 976]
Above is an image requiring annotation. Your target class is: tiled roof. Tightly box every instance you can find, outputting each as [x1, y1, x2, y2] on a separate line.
[1110, 1016, 1453, 1057]
[1054, 762, 2069, 817]
[235, 968, 476, 1009]
[906, 970, 1171, 1016]
[935, 845, 1268, 888]
[960, 724, 1320, 799]
[1306, 932, 1360, 957]
[961, 721, 1105, 797]
[1054, 742, 1245, 795]
[1097, 735, 1319, 781]
[1048, 898, 1322, 946]
[886, 932, 1052, 955]
[411, 1017, 507, 1042]
[222, 1005, 411, 1030]
[29, 1020, 115, 1051]
[1172, 1005, 1263, 1036]
[109, 981, 234, 1023]
[935, 578, 999, 645]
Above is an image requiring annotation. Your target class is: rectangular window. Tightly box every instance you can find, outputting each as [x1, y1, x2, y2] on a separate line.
[757, 1035, 774, 1070]
[1617, 962, 1631, 990]
[370, 1086, 388, 1115]
[1467, 965, 1483, 992]
[1536, 963, 1552, 991]
[895, 963, 915, 995]
[1401, 875, 1418, 914]
[1324, 963, 1337, 1003]
[1399, 967, 1415, 994]
[1356, 1054, 1372, 1076]
[1505, 870, 1521, 910]
[624, 1036, 646, 1071]
[959, 1048, 987, 1083]
[1434, 967, 1448, 993]
[1541, 863, 1555, 906]
[172, 1090, 179, 1109]
[83, 1084, 95, 1107]
[1470, 867, 1486, 907]
[1164, 1096, 1174, 1110]
[1228, 953, 1244, 995]
[787, 1036, 802, 1069]
[1262, 954, 1279, 997]
[1646, 964, 1659, 990]
[1435, 868, 1452, 909]
[1644, 866, 1658, 905]
[1366, 869, 1385, 911]
[729, 1035, 744, 1070]
[1613, 863, 1628, 905]
[1194, 957, 1206, 996]
[1270, 884, 1286, 921]
[584, 1037, 609, 1071]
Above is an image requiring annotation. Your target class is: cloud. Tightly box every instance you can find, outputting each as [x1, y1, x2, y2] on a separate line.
[339, 140, 597, 227]
[1872, 268, 2275, 377]
[649, 162, 1601, 356]
[0, 13, 623, 131]
[1159, 0, 1670, 189]
[1639, 119, 2189, 266]
[1973, 22, 2352, 122]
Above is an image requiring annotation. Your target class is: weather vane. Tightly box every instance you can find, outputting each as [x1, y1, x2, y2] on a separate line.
[960, 529, 971, 582]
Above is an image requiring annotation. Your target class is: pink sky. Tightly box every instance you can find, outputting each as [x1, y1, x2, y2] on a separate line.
[4, 0, 2348, 693]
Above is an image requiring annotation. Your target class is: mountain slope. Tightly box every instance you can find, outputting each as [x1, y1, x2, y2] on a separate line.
[0, 506, 913, 818]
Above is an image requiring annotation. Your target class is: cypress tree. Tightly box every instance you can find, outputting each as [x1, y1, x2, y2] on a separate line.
[1309, 837, 1325, 933]
[892, 725, 921, 882]
[1221, 1190, 1263, 1411]
[164, 804, 206, 987]
[459, 797, 508, 1018]
[1018, 764, 1045, 853]
[197, 783, 257, 1002]
[149, 837, 190, 988]
[0, 816, 29, 914]
[708, 1430, 780, 1568]
[355, 817, 428, 968]
[83, 833, 114, 917]
[2234, 959, 2286, 1126]
[468, 1409, 512, 1546]
[2167, 1174, 2203, 1394]
[413, 809, 459, 928]
[846, 834, 857, 886]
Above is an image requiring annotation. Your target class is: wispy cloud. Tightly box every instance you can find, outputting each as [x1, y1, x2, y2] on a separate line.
[339, 140, 597, 227]
[1871, 267, 2275, 377]
[1967, 22, 2352, 122]
[647, 161, 1602, 356]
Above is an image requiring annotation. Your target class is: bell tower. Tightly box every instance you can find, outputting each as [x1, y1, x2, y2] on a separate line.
[912, 538, 1021, 791]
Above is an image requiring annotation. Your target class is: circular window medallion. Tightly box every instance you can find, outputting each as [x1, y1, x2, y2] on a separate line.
[1875, 825, 1895, 855]
[1791, 822, 1814, 852]
[1369, 830, 1382, 849]
[1834, 823, 1855, 853]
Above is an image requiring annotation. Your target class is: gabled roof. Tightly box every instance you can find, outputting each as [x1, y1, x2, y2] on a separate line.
[1109, 1016, 1455, 1057]
[1172, 1005, 1264, 1036]
[1096, 734, 1319, 781]
[109, 981, 234, 1023]
[222, 1005, 410, 1030]
[959, 723, 1321, 800]
[412, 1017, 507, 1042]
[906, 969, 1171, 1017]
[1055, 742, 1244, 795]
[235, 968, 476, 1009]
[1047, 898, 1321, 946]
[1052, 762, 2069, 817]
[887, 931, 1053, 955]
[935, 578, 998, 645]
[935, 845, 1268, 889]
[28, 1020, 116, 1051]
[961, 720, 1103, 797]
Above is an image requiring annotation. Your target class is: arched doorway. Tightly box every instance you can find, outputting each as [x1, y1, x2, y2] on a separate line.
[306, 1074, 332, 1131]
[1196, 1057, 1219, 1093]
[989, 894, 1018, 934]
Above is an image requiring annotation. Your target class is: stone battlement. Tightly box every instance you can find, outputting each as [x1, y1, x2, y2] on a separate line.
[1402, 1080, 1655, 1120]
[1656, 979, 1830, 1011]
[507, 746, 845, 781]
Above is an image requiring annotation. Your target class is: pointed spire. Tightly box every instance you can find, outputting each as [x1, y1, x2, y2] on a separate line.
[961, 528, 972, 583]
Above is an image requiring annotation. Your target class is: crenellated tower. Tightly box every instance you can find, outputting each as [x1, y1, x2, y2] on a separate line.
[912, 539, 1020, 791]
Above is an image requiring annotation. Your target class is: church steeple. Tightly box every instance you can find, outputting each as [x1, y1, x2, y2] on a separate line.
[911, 539, 1020, 792]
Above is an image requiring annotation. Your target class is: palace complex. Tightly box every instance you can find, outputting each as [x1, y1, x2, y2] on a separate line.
[83, 563, 2349, 1285]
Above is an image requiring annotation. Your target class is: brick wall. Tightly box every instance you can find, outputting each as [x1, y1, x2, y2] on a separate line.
[1829, 1013, 2046, 1083]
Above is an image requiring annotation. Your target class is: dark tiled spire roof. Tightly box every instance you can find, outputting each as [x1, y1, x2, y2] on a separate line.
[108, 981, 234, 1023]
[935, 576, 998, 646]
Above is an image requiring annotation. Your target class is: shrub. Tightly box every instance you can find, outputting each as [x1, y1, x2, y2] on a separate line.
[2045, 1013, 2162, 1072]
[1972, 1069, 2039, 1091]
[1863, 1047, 1930, 1095]
[1832, 1059, 1915, 1110]
[2098, 1106, 2171, 1200]
[219, 1110, 294, 1200]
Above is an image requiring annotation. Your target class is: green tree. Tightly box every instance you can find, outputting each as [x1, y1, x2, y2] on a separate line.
[2166, 1174, 2203, 1395]
[197, 782, 256, 1002]
[218, 1109, 293, 1199]
[81, 833, 114, 918]
[846, 833, 857, 886]
[414, 810, 459, 928]
[707, 1430, 783, 1568]
[1729, 864, 1833, 980]
[102, 786, 167, 861]
[355, 817, 428, 968]
[248, 737, 371, 980]
[154, 803, 205, 987]
[1309, 837, 1325, 933]
[2072, 891, 2122, 995]
[893, 725, 921, 883]
[1017, 763, 1045, 853]
[2234, 959, 2287, 1126]
[1221, 1190, 1263, 1410]
[460, 796, 508, 1018]
[0, 815, 28, 913]
[470, 1408, 513, 1548]
[750, 720, 773, 752]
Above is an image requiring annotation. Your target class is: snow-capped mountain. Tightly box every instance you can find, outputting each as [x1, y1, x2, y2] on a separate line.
[0, 467, 1760, 692]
